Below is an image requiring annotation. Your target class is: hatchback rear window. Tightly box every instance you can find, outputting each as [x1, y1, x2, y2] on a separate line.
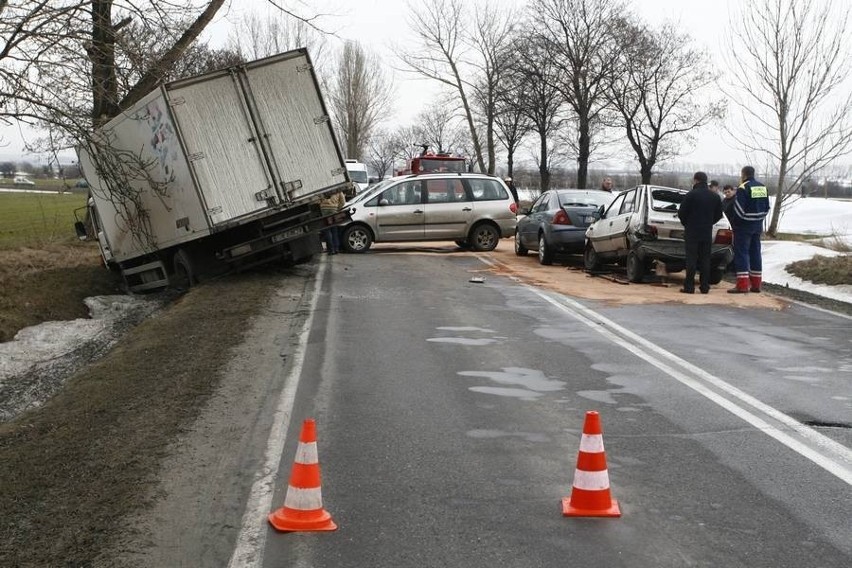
[650, 188, 686, 212]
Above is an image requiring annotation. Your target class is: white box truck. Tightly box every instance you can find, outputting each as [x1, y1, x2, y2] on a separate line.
[344, 159, 370, 193]
[76, 48, 352, 292]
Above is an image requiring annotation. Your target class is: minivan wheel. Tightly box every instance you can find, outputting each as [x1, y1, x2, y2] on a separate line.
[342, 224, 373, 253]
[584, 242, 600, 271]
[538, 234, 554, 265]
[626, 250, 645, 283]
[514, 232, 528, 256]
[470, 223, 500, 251]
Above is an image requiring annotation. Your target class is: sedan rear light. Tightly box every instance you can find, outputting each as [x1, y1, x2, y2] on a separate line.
[509, 202, 518, 214]
[552, 209, 572, 225]
[714, 228, 733, 245]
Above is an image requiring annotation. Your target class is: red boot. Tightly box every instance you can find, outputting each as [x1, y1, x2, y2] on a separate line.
[749, 273, 762, 293]
[727, 273, 750, 294]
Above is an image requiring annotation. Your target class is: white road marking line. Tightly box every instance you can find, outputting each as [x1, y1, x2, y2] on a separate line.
[527, 285, 852, 485]
[227, 260, 326, 568]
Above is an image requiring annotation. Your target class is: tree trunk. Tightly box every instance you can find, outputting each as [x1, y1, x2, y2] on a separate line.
[486, 117, 496, 175]
[640, 160, 654, 185]
[577, 115, 590, 189]
[90, 1, 121, 127]
[767, 159, 788, 237]
[539, 133, 550, 192]
[507, 150, 514, 178]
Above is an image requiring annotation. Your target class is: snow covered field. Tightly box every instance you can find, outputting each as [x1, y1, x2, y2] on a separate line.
[762, 197, 852, 304]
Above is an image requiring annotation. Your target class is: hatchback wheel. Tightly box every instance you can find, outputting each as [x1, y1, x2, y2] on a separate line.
[584, 242, 600, 271]
[626, 250, 645, 283]
[710, 267, 725, 285]
[470, 223, 500, 251]
[342, 224, 373, 253]
[538, 234, 554, 265]
[514, 232, 528, 256]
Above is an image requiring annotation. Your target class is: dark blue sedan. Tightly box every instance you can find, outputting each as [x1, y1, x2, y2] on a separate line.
[515, 189, 615, 265]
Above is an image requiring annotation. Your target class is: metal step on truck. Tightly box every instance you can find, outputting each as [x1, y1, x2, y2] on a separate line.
[75, 48, 352, 292]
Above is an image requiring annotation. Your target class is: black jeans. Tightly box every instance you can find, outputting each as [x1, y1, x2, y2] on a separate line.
[684, 239, 712, 292]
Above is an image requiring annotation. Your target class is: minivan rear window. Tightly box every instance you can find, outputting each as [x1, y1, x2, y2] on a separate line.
[468, 179, 508, 201]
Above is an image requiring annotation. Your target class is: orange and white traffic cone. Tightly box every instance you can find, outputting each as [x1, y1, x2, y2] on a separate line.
[268, 418, 337, 532]
[562, 411, 621, 517]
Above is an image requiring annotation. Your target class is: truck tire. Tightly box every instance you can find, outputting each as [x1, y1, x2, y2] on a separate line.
[470, 223, 499, 252]
[342, 224, 373, 253]
[171, 249, 196, 291]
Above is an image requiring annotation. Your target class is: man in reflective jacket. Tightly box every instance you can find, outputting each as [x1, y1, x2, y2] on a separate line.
[727, 165, 770, 293]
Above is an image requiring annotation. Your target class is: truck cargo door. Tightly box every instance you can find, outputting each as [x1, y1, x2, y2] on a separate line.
[166, 74, 274, 225]
[240, 51, 348, 203]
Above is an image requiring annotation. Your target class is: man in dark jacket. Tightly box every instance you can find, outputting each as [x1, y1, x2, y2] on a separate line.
[678, 171, 723, 294]
[726, 165, 771, 293]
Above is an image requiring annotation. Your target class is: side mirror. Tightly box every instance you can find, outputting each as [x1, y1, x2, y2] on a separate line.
[519, 207, 530, 216]
[74, 221, 88, 240]
[595, 205, 605, 220]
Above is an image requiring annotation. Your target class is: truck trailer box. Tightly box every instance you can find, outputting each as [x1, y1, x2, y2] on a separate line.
[78, 48, 349, 289]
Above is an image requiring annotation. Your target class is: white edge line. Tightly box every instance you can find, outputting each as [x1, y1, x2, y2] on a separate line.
[227, 259, 326, 568]
[477, 254, 852, 485]
[528, 287, 852, 485]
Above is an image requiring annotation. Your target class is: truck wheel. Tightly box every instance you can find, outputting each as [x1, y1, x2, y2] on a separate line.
[584, 242, 600, 271]
[626, 250, 645, 283]
[342, 224, 373, 253]
[171, 249, 196, 291]
[470, 223, 499, 251]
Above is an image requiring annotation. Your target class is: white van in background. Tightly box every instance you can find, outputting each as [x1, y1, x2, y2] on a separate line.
[345, 159, 370, 193]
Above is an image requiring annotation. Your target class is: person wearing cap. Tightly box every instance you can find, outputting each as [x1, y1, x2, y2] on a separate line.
[677, 171, 723, 294]
[504, 177, 519, 204]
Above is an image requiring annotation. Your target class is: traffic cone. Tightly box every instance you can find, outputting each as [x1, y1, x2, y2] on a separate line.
[268, 418, 337, 532]
[562, 411, 621, 517]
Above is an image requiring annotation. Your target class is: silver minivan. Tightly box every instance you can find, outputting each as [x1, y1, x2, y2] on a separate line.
[340, 173, 518, 252]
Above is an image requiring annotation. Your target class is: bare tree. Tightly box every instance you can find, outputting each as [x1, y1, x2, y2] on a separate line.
[607, 20, 724, 184]
[726, 0, 852, 236]
[512, 32, 566, 192]
[397, 0, 487, 172]
[326, 41, 393, 160]
[365, 129, 399, 181]
[226, 9, 329, 71]
[467, 1, 517, 174]
[412, 99, 467, 155]
[529, 0, 625, 189]
[493, 77, 532, 178]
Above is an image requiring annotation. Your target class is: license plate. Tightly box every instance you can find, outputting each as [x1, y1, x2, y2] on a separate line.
[670, 230, 684, 239]
[272, 226, 305, 243]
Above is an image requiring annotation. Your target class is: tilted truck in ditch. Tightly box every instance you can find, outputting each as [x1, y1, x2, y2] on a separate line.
[76, 48, 352, 292]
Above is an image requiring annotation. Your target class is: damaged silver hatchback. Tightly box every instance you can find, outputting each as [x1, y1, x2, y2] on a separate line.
[583, 185, 733, 283]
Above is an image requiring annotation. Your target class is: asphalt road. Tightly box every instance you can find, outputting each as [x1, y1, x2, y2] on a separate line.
[248, 250, 851, 568]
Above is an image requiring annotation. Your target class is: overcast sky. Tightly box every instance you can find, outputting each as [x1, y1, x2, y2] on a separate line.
[3, 0, 849, 173]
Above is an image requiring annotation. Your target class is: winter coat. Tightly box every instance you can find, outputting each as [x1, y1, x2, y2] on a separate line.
[678, 182, 723, 242]
[319, 191, 346, 215]
[730, 176, 770, 229]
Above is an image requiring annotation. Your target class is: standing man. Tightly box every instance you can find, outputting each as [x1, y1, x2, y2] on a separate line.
[504, 177, 519, 204]
[600, 177, 615, 193]
[727, 165, 770, 293]
[319, 188, 346, 255]
[709, 179, 722, 199]
[678, 171, 723, 294]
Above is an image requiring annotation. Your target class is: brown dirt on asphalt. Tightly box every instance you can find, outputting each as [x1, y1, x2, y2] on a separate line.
[371, 239, 790, 310]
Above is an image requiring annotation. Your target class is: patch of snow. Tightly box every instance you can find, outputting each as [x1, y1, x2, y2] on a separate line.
[0, 294, 164, 421]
